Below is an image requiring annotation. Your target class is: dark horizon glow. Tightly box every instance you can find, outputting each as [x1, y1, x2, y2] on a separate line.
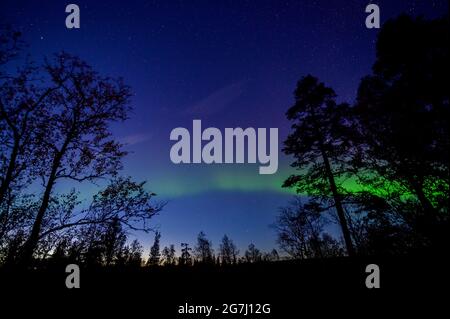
[1, 0, 447, 254]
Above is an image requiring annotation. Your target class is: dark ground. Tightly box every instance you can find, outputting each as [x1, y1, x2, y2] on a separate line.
[1, 255, 448, 317]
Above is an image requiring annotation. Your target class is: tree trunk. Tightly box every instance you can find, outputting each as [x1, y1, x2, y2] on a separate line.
[0, 135, 19, 205]
[18, 147, 65, 266]
[410, 178, 436, 218]
[17, 119, 75, 267]
[320, 148, 356, 257]
[18, 175, 56, 266]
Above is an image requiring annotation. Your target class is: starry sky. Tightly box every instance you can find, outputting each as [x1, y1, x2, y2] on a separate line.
[1, 0, 448, 254]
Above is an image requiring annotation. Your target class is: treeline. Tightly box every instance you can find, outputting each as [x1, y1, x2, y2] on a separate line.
[10, 221, 281, 268]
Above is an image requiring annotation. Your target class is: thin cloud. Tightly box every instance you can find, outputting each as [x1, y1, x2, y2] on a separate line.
[185, 80, 247, 115]
[119, 133, 153, 146]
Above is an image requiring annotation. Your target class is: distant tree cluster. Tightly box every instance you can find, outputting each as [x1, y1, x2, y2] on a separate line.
[152, 232, 279, 267]
[279, 15, 449, 257]
[14, 226, 280, 268]
[273, 198, 344, 259]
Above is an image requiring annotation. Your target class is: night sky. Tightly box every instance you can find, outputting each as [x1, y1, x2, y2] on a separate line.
[1, 0, 447, 254]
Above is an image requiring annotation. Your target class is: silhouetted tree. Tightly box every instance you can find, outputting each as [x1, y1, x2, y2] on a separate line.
[102, 217, 127, 266]
[6, 178, 161, 266]
[3, 229, 26, 265]
[0, 28, 163, 267]
[127, 239, 143, 267]
[0, 25, 22, 66]
[16, 52, 132, 265]
[85, 242, 104, 268]
[274, 198, 334, 259]
[179, 243, 192, 266]
[194, 231, 214, 264]
[0, 194, 36, 253]
[48, 232, 79, 265]
[0, 26, 37, 206]
[244, 243, 262, 263]
[218, 234, 239, 265]
[319, 233, 344, 257]
[161, 244, 176, 266]
[353, 15, 449, 243]
[263, 249, 280, 262]
[147, 231, 161, 266]
[115, 245, 130, 267]
[283, 75, 355, 256]
[0, 28, 54, 253]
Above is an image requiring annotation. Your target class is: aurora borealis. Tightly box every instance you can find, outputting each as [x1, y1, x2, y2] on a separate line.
[1, 0, 447, 253]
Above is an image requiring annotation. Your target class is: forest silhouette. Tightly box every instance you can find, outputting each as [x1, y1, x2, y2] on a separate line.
[0, 14, 448, 281]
